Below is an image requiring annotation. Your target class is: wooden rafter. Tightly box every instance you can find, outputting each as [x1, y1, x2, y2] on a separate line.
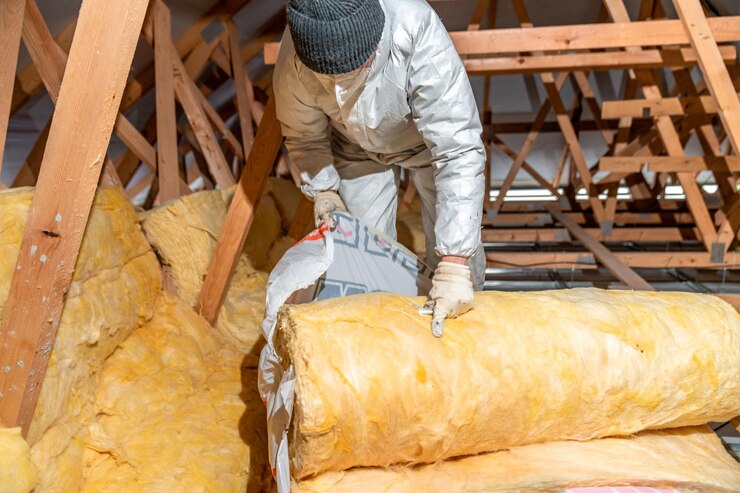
[0, 0, 148, 434]
[198, 95, 283, 324]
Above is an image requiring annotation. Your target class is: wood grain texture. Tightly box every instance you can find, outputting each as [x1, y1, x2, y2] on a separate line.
[262, 16, 740, 64]
[0, 0, 149, 434]
[545, 204, 654, 291]
[153, 1, 179, 203]
[198, 95, 282, 324]
[673, 0, 740, 155]
[0, 0, 26, 179]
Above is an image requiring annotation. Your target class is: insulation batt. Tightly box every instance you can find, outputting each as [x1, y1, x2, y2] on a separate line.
[0, 187, 162, 491]
[293, 426, 740, 493]
[78, 297, 270, 493]
[141, 178, 302, 358]
[275, 291, 740, 478]
[0, 427, 37, 493]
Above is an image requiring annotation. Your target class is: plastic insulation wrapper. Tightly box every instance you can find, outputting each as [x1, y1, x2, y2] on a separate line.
[258, 212, 433, 493]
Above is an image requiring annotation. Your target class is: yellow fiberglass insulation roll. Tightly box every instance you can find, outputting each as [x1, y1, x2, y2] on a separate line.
[275, 290, 740, 478]
[293, 426, 740, 493]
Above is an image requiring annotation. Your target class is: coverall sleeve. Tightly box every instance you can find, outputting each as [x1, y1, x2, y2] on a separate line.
[274, 37, 340, 198]
[407, 10, 486, 258]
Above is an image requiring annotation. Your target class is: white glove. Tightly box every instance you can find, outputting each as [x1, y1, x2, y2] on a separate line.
[427, 261, 474, 338]
[313, 190, 347, 229]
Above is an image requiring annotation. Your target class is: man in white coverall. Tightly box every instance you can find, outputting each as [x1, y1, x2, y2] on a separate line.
[274, 0, 486, 337]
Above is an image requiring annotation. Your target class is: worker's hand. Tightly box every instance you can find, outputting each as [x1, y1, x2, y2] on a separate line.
[313, 190, 347, 229]
[427, 261, 474, 338]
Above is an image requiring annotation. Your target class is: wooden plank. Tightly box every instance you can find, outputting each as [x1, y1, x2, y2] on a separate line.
[673, 0, 740, 155]
[121, 0, 249, 110]
[601, 94, 735, 119]
[545, 204, 654, 290]
[489, 73, 567, 214]
[484, 210, 697, 226]
[226, 19, 254, 165]
[20, 0, 180, 192]
[715, 294, 740, 313]
[600, 156, 740, 173]
[487, 251, 736, 269]
[171, 47, 235, 188]
[603, 0, 720, 253]
[11, 117, 51, 187]
[482, 226, 699, 243]
[262, 16, 740, 64]
[153, 1, 179, 203]
[197, 95, 283, 324]
[0, 0, 26, 178]
[183, 36, 220, 81]
[288, 196, 314, 240]
[463, 46, 736, 75]
[509, 1, 605, 222]
[0, 0, 148, 434]
[10, 19, 75, 116]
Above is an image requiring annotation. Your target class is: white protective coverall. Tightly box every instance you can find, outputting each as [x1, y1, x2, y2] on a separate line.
[274, 0, 486, 288]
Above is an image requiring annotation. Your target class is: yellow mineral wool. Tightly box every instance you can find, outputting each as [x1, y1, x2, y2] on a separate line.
[276, 290, 740, 477]
[294, 426, 740, 493]
[0, 186, 162, 492]
[77, 298, 270, 493]
[140, 183, 298, 353]
[0, 427, 37, 493]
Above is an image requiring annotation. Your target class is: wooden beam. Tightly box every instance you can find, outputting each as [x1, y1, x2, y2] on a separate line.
[489, 73, 567, 214]
[603, 0, 720, 253]
[0, 0, 26, 178]
[600, 156, 740, 173]
[545, 204, 654, 290]
[226, 19, 254, 165]
[121, 0, 249, 110]
[197, 95, 283, 324]
[601, 94, 736, 119]
[11, 117, 50, 187]
[10, 19, 75, 116]
[715, 294, 740, 313]
[484, 210, 697, 226]
[463, 46, 736, 75]
[171, 49, 235, 188]
[20, 0, 169, 186]
[153, 1, 179, 203]
[510, 0, 605, 222]
[673, 0, 740, 155]
[262, 16, 740, 64]
[0, 0, 148, 435]
[487, 251, 736, 269]
[288, 196, 314, 240]
[482, 226, 700, 243]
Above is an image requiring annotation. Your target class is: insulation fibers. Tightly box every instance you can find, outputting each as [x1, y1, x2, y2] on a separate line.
[396, 196, 426, 257]
[0, 427, 37, 493]
[276, 290, 740, 477]
[77, 297, 270, 493]
[294, 426, 740, 493]
[0, 186, 161, 461]
[141, 179, 302, 355]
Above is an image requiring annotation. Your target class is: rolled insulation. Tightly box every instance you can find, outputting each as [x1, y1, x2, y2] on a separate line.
[0, 427, 37, 493]
[294, 426, 740, 493]
[276, 290, 740, 477]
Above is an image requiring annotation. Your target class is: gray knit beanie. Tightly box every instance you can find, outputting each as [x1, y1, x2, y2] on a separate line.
[287, 0, 385, 75]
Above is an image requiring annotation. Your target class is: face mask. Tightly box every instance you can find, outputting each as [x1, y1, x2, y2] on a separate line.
[314, 52, 376, 97]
